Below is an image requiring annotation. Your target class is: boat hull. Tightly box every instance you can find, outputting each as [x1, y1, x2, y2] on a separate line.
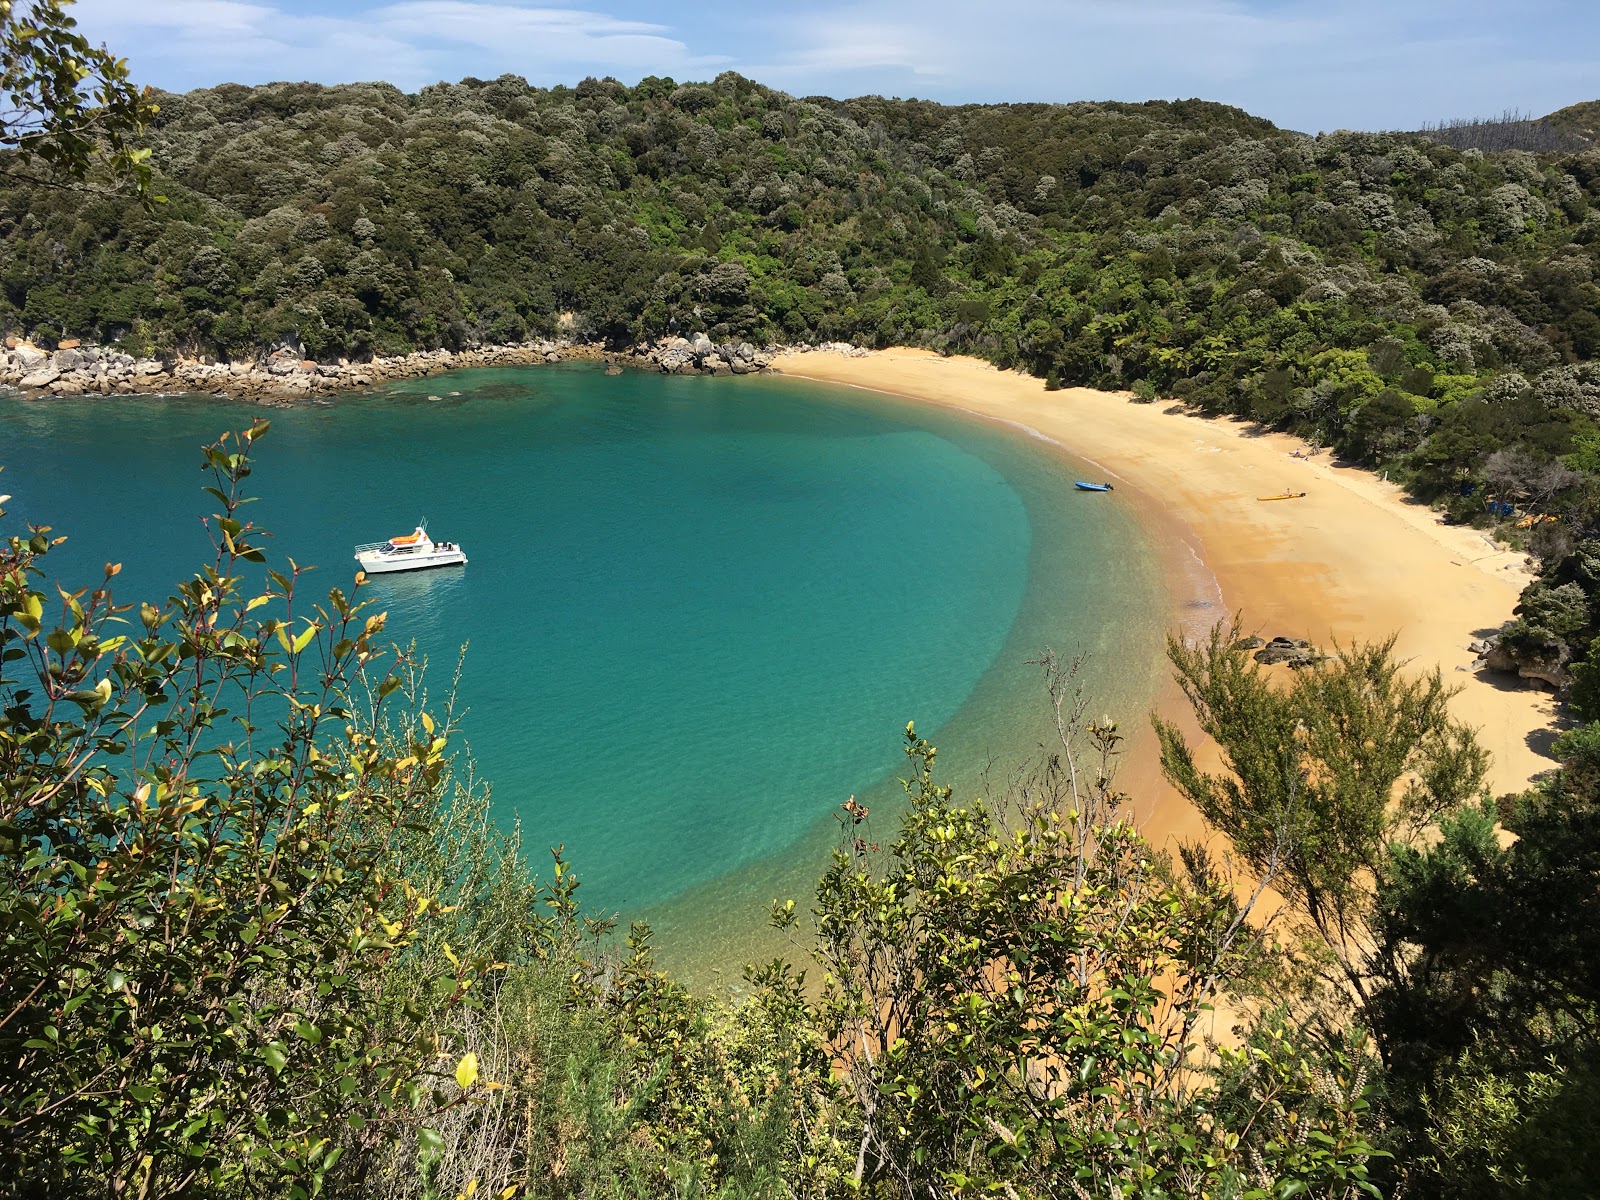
[355, 549, 468, 574]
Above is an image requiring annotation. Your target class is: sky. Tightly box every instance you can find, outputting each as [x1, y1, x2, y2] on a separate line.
[68, 0, 1600, 134]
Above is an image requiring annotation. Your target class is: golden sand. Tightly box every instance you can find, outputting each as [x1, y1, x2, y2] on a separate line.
[772, 347, 1560, 846]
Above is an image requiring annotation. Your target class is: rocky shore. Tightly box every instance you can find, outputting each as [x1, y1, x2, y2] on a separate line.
[0, 334, 868, 404]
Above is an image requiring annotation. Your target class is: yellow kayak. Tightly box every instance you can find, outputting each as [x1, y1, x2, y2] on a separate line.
[1258, 491, 1307, 501]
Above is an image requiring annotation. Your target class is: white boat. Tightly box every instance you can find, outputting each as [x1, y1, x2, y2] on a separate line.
[354, 519, 467, 574]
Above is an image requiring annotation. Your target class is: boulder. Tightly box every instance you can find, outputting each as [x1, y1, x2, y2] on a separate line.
[657, 346, 696, 373]
[1252, 636, 1325, 668]
[1518, 658, 1572, 690]
[53, 349, 82, 370]
[12, 343, 46, 369]
[57, 338, 80, 349]
[19, 367, 60, 388]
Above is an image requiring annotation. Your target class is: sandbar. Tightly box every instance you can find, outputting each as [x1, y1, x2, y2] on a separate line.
[772, 347, 1559, 845]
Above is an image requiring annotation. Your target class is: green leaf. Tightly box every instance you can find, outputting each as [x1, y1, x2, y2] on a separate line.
[263, 1042, 288, 1073]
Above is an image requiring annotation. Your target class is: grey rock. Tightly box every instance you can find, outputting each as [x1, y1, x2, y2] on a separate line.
[19, 367, 60, 388]
[1252, 636, 1325, 668]
[12, 344, 46, 369]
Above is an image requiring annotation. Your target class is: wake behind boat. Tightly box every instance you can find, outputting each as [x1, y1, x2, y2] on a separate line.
[354, 519, 467, 574]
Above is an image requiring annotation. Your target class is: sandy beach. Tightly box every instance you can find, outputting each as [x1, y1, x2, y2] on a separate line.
[773, 347, 1560, 844]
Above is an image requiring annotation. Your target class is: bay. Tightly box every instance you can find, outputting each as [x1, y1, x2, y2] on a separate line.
[0, 363, 1171, 970]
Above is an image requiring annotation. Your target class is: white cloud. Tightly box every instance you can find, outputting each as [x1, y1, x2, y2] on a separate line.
[71, 0, 724, 91]
[727, 0, 1598, 131]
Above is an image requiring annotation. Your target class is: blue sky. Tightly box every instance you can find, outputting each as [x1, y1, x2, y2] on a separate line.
[70, 0, 1600, 133]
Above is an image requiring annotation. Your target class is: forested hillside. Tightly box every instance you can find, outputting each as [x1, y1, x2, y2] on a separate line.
[3, 74, 1599, 511]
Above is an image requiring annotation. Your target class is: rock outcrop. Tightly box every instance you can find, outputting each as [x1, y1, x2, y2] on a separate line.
[0, 333, 872, 403]
[0, 338, 612, 404]
[1474, 633, 1572, 690]
[630, 336, 775, 376]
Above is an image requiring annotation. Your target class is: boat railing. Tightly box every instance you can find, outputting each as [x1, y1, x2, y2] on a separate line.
[354, 540, 407, 553]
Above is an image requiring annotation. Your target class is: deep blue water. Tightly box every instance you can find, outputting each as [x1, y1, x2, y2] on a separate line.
[0, 363, 1170, 963]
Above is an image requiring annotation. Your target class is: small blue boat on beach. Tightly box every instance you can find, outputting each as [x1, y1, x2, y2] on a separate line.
[1074, 481, 1114, 492]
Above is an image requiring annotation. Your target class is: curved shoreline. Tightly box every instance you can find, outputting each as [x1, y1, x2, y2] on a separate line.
[771, 347, 1560, 842]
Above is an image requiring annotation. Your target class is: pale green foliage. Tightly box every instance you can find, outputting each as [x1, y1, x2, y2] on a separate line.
[1154, 620, 1487, 1034]
[0, 0, 158, 198]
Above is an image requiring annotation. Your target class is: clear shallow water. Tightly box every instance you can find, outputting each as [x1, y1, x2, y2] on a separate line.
[0, 364, 1171, 972]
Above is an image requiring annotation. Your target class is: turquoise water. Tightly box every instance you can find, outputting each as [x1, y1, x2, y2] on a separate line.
[0, 364, 1171, 969]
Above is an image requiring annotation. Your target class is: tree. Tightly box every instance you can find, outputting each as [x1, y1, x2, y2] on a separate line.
[1369, 722, 1600, 1196]
[1, 0, 158, 199]
[1153, 621, 1488, 1041]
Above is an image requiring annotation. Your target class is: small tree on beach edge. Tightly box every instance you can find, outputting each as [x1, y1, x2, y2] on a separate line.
[1153, 620, 1489, 1052]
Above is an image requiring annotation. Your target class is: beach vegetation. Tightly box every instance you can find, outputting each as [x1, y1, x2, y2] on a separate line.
[1155, 619, 1600, 1197]
[1154, 622, 1488, 1047]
